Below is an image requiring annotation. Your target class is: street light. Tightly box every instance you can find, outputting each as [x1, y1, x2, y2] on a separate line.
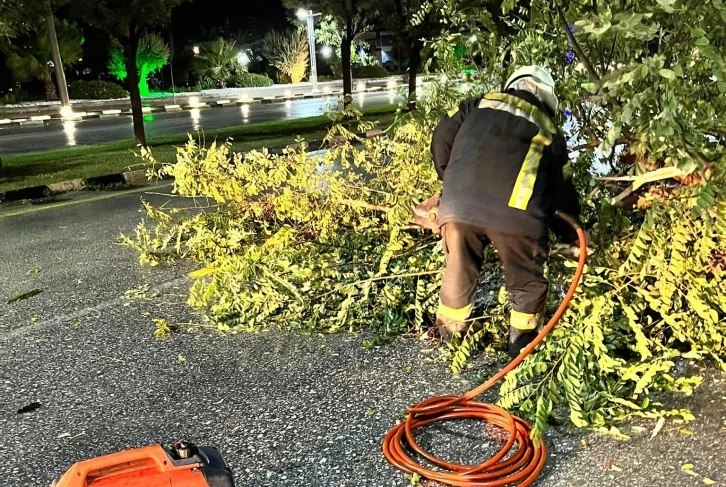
[321, 46, 333, 59]
[297, 8, 322, 93]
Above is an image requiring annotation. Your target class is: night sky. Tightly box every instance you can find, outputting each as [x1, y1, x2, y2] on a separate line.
[171, 0, 289, 44]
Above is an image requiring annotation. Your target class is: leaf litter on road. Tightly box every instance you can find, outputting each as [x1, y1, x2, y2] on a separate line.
[650, 417, 666, 440]
[7, 288, 43, 304]
[16, 402, 41, 414]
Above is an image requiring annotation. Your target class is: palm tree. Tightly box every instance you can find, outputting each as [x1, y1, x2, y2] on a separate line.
[108, 33, 170, 97]
[6, 20, 82, 100]
[192, 38, 241, 87]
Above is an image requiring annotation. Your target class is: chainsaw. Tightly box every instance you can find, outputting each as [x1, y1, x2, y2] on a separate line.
[51, 440, 234, 487]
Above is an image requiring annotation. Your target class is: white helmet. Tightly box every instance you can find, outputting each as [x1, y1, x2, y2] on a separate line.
[504, 66, 559, 115]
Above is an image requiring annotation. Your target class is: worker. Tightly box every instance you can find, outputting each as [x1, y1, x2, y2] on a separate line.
[427, 65, 581, 358]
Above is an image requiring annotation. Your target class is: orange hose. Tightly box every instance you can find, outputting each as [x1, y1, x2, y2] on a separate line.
[383, 213, 588, 486]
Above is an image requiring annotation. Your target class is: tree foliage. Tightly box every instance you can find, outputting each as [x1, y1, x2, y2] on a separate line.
[314, 14, 370, 75]
[262, 29, 309, 84]
[377, 0, 440, 101]
[0, 0, 32, 44]
[192, 37, 244, 88]
[69, 0, 187, 144]
[127, 0, 726, 441]
[283, 0, 376, 94]
[108, 33, 170, 97]
[0, 0, 70, 47]
[5, 19, 81, 100]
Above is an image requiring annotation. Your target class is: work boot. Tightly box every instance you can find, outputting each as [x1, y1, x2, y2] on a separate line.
[435, 315, 468, 343]
[508, 311, 544, 359]
[508, 327, 538, 359]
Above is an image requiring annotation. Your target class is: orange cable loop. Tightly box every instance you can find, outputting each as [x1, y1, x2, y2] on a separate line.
[383, 212, 588, 486]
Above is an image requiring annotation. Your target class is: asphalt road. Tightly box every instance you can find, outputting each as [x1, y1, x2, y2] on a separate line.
[1, 186, 726, 486]
[0, 90, 403, 155]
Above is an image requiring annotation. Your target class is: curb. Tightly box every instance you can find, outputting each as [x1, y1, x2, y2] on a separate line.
[0, 130, 385, 204]
[2, 84, 403, 126]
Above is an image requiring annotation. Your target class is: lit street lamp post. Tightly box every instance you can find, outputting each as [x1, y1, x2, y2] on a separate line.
[297, 9, 322, 93]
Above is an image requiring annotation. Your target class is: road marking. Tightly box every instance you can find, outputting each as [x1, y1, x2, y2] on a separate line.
[2, 275, 189, 339]
[0, 182, 173, 219]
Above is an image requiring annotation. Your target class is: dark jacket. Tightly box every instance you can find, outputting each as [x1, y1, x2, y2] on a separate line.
[431, 89, 580, 243]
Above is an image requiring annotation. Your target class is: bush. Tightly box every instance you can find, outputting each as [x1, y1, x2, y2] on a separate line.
[318, 74, 340, 82]
[69, 80, 127, 100]
[262, 29, 308, 84]
[353, 65, 390, 79]
[227, 71, 274, 88]
[149, 85, 199, 94]
[0, 88, 43, 105]
[192, 38, 240, 88]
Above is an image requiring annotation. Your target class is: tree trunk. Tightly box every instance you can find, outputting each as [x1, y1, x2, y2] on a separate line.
[407, 42, 422, 109]
[341, 32, 353, 101]
[123, 33, 146, 146]
[46, 11, 69, 107]
[44, 73, 58, 101]
[138, 68, 150, 97]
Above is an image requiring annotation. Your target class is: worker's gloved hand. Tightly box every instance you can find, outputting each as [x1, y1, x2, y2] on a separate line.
[550, 231, 592, 259]
[411, 194, 441, 234]
[550, 243, 592, 259]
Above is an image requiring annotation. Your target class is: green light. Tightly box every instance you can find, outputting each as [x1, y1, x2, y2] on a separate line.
[80, 36, 85, 45]
[108, 33, 169, 98]
[143, 114, 155, 122]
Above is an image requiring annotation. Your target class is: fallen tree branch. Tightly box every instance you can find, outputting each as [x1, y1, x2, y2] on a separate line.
[334, 199, 391, 212]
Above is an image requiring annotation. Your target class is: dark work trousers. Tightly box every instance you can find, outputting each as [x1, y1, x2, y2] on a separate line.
[438, 222, 550, 339]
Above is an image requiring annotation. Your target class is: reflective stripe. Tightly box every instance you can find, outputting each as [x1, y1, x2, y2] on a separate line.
[447, 108, 458, 117]
[481, 92, 557, 136]
[437, 301, 473, 322]
[509, 131, 551, 210]
[511, 310, 541, 330]
[477, 92, 558, 210]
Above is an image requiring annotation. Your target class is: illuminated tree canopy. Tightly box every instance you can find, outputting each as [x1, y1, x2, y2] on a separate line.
[108, 33, 170, 97]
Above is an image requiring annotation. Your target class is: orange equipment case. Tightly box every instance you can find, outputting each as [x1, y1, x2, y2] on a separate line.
[51, 441, 235, 487]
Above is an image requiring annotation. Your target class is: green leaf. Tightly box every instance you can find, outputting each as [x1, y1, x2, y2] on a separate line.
[691, 27, 706, 38]
[695, 36, 710, 46]
[591, 21, 612, 36]
[582, 82, 598, 94]
[26, 268, 41, 275]
[658, 69, 676, 80]
[7, 288, 43, 304]
[656, 0, 676, 12]
[188, 267, 220, 279]
[622, 105, 633, 125]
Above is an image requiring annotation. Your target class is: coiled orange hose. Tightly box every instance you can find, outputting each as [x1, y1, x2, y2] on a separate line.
[383, 212, 588, 486]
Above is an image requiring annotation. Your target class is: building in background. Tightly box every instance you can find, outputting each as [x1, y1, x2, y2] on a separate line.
[361, 27, 400, 72]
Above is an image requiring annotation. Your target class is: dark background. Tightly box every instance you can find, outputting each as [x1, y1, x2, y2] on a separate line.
[0, 0, 290, 93]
